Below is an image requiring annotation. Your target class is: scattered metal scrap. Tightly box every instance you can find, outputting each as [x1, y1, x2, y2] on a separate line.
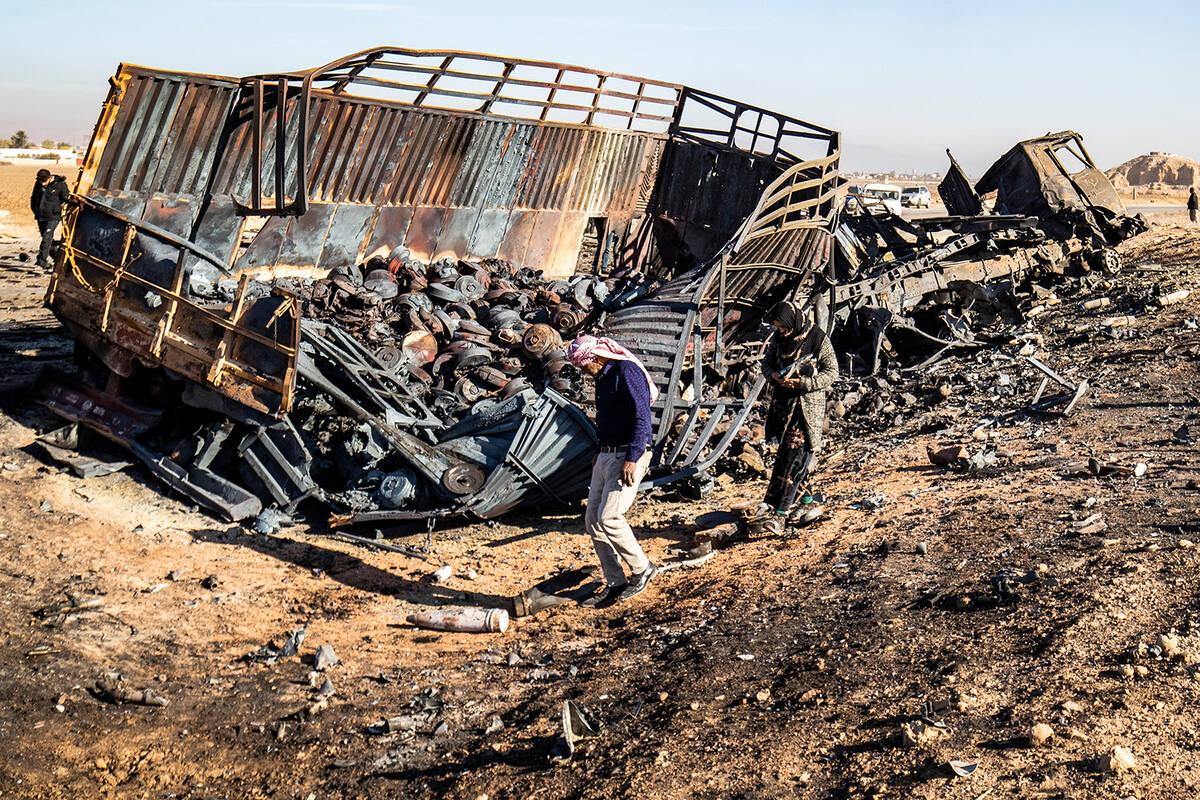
[36, 46, 1146, 535]
[1025, 355, 1088, 415]
[830, 130, 1146, 376]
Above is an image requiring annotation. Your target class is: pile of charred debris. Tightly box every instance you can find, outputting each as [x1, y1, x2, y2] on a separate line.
[31, 45, 1148, 540]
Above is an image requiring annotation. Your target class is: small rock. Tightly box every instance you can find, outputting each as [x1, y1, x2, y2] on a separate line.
[916, 541, 928, 556]
[200, 575, 219, 590]
[755, 689, 771, 703]
[738, 446, 767, 474]
[484, 716, 503, 735]
[317, 678, 335, 696]
[1030, 723, 1054, 747]
[39, 499, 53, 513]
[1069, 728, 1089, 741]
[658, 691, 669, 702]
[431, 564, 453, 583]
[433, 721, 449, 736]
[861, 493, 887, 510]
[1135, 665, 1150, 678]
[900, 720, 943, 748]
[1062, 700, 1084, 713]
[1118, 664, 1135, 679]
[166, 570, 183, 581]
[314, 644, 339, 671]
[305, 696, 329, 718]
[927, 445, 968, 466]
[505, 652, 520, 667]
[464, 568, 479, 581]
[1180, 539, 1195, 550]
[1102, 745, 1137, 774]
[1159, 633, 1182, 657]
[252, 509, 285, 534]
[689, 701, 700, 711]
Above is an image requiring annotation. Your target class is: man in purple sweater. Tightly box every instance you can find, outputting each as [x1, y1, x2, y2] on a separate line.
[567, 335, 660, 607]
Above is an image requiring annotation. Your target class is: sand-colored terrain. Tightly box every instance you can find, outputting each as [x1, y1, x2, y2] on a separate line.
[3, 167, 1200, 798]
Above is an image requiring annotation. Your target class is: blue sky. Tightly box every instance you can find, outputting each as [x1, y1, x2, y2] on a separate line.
[1, 0, 1194, 174]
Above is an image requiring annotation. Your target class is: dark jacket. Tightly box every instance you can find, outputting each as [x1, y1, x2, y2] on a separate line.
[762, 325, 838, 452]
[32, 176, 70, 221]
[594, 359, 654, 463]
[1189, 190, 1198, 211]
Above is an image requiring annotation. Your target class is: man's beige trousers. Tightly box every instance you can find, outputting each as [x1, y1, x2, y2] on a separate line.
[585, 448, 651, 587]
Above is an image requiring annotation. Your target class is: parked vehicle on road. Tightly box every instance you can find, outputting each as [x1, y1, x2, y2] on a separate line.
[845, 183, 902, 215]
[902, 185, 932, 208]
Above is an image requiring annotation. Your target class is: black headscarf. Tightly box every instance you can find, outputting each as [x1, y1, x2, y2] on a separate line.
[770, 300, 810, 338]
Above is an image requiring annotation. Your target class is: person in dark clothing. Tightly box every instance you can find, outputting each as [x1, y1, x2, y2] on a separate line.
[30, 169, 70, 268]
[567, 334, 660, 606]
[749, 300, 839, 536]
[1189, 187, 1198, 225]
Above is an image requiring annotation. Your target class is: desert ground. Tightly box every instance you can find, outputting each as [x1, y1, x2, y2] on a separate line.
[3, 161, 1200, 799]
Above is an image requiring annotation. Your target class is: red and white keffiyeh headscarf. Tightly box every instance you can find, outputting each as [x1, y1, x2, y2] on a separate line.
[567, 335, 660, 403]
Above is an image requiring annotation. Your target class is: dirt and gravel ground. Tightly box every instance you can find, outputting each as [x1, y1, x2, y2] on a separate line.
[1, 206, 1200, 799]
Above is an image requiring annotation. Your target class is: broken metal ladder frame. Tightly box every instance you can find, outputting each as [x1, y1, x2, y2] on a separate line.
[1026, 355, 1088, 415]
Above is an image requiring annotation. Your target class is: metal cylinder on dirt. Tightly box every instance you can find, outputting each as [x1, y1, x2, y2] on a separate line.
[406, 606, 509, 633]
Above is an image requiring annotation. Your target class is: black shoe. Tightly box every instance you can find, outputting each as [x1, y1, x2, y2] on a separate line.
[580, 584, 625, 609]
[618, 565, 658, 602]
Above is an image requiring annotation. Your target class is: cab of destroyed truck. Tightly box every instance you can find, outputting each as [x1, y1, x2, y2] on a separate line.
[974, 131, 1146, 247]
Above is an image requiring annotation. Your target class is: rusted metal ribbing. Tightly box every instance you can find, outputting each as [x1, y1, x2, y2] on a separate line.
[274, 78, 287, 208]
[251, 79, 263, 208]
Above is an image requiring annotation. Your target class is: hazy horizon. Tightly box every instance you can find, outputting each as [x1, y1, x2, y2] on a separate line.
[1, 0, 1194, 177]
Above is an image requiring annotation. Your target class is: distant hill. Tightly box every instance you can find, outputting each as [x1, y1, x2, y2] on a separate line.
[1106, 152, 1200, 188]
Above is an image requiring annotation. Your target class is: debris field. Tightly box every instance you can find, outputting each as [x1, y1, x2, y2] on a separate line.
[0, 45, 1197, 800]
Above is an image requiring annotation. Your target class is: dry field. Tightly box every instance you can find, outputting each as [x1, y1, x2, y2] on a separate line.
[1, 178, 1200, 798]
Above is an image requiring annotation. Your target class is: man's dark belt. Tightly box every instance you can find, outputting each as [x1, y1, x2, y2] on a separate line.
[597, 445, 628, 453]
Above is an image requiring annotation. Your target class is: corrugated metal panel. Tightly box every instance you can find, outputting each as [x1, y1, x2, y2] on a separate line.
[88, 73, 236, 199]
[463, 389, 597, 518]
[77, 56, 839, 283]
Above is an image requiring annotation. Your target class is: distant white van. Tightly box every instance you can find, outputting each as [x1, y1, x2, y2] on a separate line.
[845, 183, 903, 215]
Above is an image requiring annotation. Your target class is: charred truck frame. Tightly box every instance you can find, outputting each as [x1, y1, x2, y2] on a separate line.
[41, 47, 842, 526]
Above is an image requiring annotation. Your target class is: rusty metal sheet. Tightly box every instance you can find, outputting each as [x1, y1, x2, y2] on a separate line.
[523, 211, 563, 273]
[432, 208, 481, 262]
[405, 206, 450, 262]
[186, 197, 241, 272]
[495, 209, 537, 265]
[545, 213, 590, 277]
[141, 194, 196, 237]
[318, 204, 376, 271]
[275, 203, 337, 272]
[938, 150, 983, 217]
[466, 208, 511, 257]
[234, 217, 287, 271]
[362, 205, 415, 259]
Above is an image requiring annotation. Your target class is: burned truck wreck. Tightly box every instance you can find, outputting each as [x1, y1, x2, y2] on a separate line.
[40, 47, 842, 525]
[833, 131, 1147, 376]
